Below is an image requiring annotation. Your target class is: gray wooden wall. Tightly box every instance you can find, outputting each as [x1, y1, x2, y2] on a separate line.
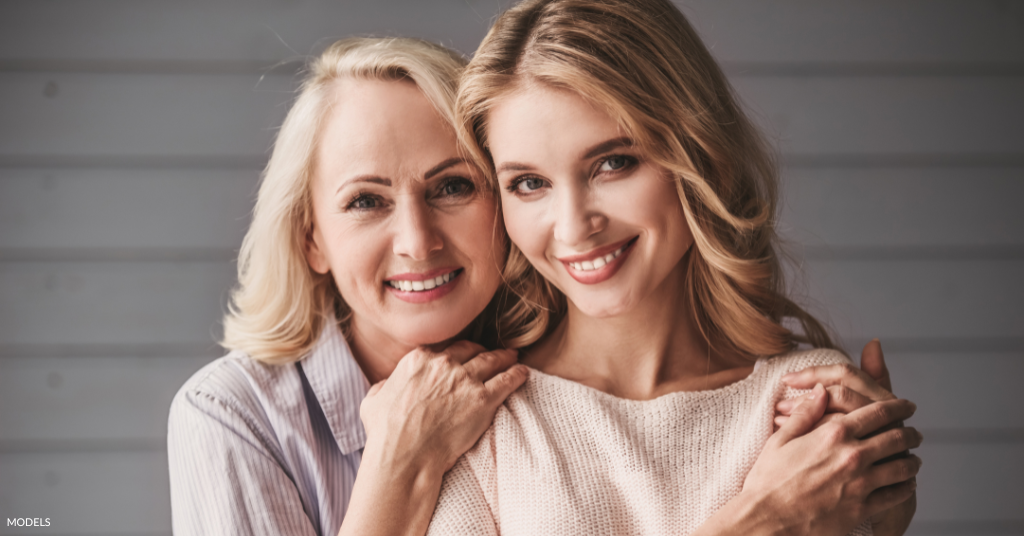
[0, 1, 1021, 534]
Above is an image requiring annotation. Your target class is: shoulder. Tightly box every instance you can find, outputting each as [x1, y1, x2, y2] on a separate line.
[167, 351, 302, 444]
[759, 347, 853, 377]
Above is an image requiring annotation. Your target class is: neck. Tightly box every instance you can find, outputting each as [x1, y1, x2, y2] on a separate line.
[523, 259, 751, 400]
[346, 317, 416, 384]
[347, 316, 478, 385]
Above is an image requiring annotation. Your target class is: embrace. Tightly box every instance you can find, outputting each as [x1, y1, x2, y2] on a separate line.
[168, 0, 923, 534]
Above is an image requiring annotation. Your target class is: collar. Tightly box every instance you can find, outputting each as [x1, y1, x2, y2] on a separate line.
[298, 321, 370, 455]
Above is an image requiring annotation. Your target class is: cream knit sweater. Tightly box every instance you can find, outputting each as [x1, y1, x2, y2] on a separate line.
[426, 348, 873, 536]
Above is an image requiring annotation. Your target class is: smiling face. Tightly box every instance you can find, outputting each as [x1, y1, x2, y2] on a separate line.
[488, 84, 693, 318]
[306, 78, 504, 348]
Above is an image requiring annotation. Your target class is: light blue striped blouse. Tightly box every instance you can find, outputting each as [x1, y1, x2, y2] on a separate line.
[168, 325, 369, 536]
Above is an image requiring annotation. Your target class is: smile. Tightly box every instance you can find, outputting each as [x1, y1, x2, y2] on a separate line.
[386, 269, 461, 292]
[566, 242, 629, 272]
[559, 236, 638, 285]
[384, 268, 464, 303]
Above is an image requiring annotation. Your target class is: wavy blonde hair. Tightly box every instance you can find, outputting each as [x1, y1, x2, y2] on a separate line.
[461, 0, 836, 358]
[223, 37, 468, 364]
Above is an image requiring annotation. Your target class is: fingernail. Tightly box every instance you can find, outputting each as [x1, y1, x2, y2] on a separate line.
[909, 478, 917, 490]
[809, 383, 824, 399]
[781, 372, 795, 381]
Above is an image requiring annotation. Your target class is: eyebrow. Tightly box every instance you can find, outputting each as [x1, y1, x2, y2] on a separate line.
[337, 175, 391, 194]
[335, 157, 467, 194]
[582, 137, 633, 160]
[495, 137, 635, 175]
[423, 157, 467, 180]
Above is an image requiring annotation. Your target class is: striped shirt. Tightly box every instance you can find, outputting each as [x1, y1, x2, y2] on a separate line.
[167, 324, 369, 536]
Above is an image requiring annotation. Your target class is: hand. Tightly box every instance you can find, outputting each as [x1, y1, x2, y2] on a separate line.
[739, 385, 923, 536]
[359, 341, 529, 476]
[773, 340, 918, 535]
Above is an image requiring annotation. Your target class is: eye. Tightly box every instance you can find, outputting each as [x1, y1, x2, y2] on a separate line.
[597, 155, 635, 173]
[437, 177, 476, 198]
[345, 194, 384, 211]
[507, 176, 548, 195]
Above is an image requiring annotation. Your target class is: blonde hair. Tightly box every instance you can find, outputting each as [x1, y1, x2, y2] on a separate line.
[459, 0, 836, 358]
[223, 37, 468, 364]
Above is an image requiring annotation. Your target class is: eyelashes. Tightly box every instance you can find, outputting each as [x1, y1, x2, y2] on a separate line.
[341, 176, 477, 213]
[504, 154, 639, 198]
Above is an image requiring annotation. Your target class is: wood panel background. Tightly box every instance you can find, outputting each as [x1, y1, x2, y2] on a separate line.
[0, 1, 1020, 534]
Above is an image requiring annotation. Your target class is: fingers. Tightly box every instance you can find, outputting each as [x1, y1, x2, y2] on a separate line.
[777, 385, 875, 416]
[482, 364, 530, 405]
[464, 349, 519, 382]
[439, 340, 489, 364]
[864, 478, 917, 519]
[782, 362, 895, 402]
[867, 454, 923, 491]
[774, 410, 843, 431]
[862, 426, 924, 464]
[860, 339, 893, 393]
[771, 383, 828, 444]
[843, 398, 917, 438]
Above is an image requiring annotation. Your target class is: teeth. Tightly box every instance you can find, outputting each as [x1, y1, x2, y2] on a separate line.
[388, 270, 458, 292]
[567, 243, 629, 272]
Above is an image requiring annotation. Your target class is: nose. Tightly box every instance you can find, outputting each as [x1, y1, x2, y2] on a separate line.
[552, 182, 607, 246]
[392, 197, 443, 260]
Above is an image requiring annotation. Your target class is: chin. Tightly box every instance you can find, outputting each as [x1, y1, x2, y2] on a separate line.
[399, 318, 472, 347]
[572, 295, 639, 319]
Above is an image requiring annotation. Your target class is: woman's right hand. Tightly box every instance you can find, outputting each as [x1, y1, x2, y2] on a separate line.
[358, 340, 530, 476]
[733, 384, 923, 536]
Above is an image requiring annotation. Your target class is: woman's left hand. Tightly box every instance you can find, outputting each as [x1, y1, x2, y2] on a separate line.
[773, 339, 916, 536]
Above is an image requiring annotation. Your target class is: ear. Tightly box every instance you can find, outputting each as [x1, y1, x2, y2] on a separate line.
[305, 225, 331, 275]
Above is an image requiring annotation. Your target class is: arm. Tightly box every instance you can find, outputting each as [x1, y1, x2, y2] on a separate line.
[168, 389, 319, 536]
[775, 340, 917, 536]
[338, 341, 527, 536]
[693, 385, 922, 536]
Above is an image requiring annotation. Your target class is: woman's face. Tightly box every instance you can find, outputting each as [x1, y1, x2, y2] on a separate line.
[488, 85, 693, 318]
[306, 78, 504, 347]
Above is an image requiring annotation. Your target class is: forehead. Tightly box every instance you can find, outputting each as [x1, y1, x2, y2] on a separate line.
[316, 78, 459, 182]
[486, 85, 622, 163]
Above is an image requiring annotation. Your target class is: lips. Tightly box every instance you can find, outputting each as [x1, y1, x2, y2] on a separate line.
[384, 268, 463, 303]
[559, 236, 638, 285]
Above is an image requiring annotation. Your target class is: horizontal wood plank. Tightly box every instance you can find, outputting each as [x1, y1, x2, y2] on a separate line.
[0, 451, 170, 534]
[730, 76, 1024, 158]
[0, 1, 1021, 67]
[912, 443, 1024, 522]
[795, 259, 1023, 342]
[0, 261, 235, 346]
[0, 168, 258, 251]
[882, 352, 1024, 431]
[780, 167, 1024, 249]
[1, 73, 1020, 160]
[0, 356, 215, 445]
[0, 72, 293, 160]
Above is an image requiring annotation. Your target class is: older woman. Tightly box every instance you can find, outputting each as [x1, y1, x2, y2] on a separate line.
[168, 34, 911, 536]
[168, 38, 529, 536]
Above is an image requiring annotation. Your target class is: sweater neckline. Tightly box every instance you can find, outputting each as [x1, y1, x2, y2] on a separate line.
[524, 356, 769, 405]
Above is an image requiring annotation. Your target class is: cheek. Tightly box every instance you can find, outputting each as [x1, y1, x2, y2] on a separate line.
[323, 222, 389, 299]
[501, 195, 547, 261]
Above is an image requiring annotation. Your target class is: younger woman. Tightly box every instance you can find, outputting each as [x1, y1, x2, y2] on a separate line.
[427, 0, 921, 534]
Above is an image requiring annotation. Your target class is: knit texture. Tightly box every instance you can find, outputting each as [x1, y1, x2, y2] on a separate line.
[427, 348, 873, 536]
